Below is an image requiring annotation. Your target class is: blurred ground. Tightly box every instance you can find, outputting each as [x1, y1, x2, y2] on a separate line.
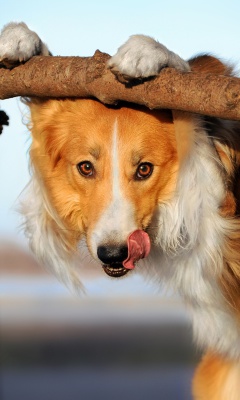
[0, 241, 199, 400]
[1, 367, 194, 400]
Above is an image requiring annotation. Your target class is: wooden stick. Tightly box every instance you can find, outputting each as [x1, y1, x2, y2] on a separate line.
[1, 51, 240, 120]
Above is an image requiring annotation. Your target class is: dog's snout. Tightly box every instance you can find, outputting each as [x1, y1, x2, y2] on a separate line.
[97, 245, 128, 264]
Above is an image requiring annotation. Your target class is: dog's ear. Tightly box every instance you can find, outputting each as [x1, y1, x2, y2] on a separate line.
[20, 174, 85, 293]
[26, 99, 67, 168]
[155, 112, 226, 263]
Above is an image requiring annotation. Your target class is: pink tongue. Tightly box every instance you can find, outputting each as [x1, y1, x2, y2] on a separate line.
[123, 230, 151, 270]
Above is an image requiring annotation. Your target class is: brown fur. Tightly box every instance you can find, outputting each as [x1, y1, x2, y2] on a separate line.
[193, 352, 240, 400]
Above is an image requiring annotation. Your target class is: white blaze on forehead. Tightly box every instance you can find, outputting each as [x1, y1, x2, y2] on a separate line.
[112, 119, 121, 200]
[90, 119, 137, 256]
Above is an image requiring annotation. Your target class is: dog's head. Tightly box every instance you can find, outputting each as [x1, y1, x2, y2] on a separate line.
[24, 98, 178, 285]
[23, 95, 240, 317]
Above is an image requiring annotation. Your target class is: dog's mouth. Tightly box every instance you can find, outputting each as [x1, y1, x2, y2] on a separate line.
[101, 230, 151, 278]
[102, 262, 129, 278]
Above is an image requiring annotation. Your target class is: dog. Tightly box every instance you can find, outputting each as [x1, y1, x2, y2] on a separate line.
[0, 22, 240, 399]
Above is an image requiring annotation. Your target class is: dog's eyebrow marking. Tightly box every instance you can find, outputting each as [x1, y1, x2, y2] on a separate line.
[131, 151, 143, 167]
[89, 146, 101, 160]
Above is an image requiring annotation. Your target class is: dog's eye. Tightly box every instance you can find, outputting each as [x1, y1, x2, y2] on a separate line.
[77, 161, 94, 177]
[135, 162, 153, 180]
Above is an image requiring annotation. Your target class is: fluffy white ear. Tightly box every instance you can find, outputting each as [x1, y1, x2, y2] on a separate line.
[20, 173, 85, 293]
[149, 113, 229, 300]
[155, 113, 226, 264]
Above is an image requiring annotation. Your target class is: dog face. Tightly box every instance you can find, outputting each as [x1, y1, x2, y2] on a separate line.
[29, 98, 178, 277]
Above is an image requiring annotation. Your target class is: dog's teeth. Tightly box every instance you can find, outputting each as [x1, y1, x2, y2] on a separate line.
[102, 263, 129, 278]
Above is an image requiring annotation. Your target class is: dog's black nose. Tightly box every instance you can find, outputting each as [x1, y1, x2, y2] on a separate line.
[97, 245, 128, 264]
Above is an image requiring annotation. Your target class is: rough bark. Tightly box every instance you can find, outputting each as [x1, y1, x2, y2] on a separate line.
[0, 51, 240, 120]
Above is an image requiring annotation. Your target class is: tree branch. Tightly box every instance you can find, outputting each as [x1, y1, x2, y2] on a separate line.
[1, 50, 240, 120]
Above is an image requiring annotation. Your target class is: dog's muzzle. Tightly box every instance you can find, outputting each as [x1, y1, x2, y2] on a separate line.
[97, 244, 129, 278]
[97, 230, 151, 278]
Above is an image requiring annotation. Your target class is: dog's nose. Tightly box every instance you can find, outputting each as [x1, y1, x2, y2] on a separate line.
[97, 245, 128, 264]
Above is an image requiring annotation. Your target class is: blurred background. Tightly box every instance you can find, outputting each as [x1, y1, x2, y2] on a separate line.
[1, 1, 240, 399]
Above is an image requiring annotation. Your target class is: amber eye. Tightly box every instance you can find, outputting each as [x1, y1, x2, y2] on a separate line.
[77, 161, 94, 177]
[135, 162, 153, 180]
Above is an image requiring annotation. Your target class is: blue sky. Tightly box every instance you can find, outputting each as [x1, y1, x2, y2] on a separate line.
[1, 0, 240, 242]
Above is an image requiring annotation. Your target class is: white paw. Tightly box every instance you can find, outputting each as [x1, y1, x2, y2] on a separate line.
[0, 22, 49, 64]
[108, 35, 190, 81]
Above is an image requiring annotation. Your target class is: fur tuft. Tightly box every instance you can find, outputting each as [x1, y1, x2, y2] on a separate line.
[20, 173, 85, 293]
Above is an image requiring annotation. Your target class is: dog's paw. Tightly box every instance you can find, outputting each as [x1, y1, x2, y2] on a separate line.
[108, 35, 190, 82]
[0, 22, 49, 67]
